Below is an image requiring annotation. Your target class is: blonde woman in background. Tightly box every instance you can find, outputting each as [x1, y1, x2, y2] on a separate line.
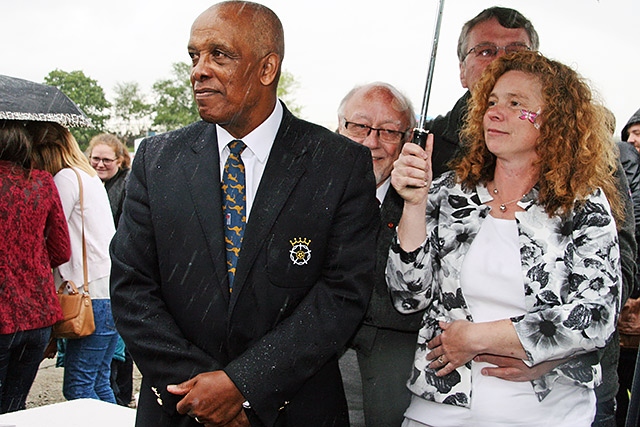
[27, 122, 117, 403]
[86, 133, 131, 226]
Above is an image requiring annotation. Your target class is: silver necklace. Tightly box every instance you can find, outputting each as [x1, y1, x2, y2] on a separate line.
[492, 187, 526, 212]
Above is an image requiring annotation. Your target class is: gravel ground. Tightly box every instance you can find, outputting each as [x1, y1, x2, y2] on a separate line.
[26, 358, 142, 409]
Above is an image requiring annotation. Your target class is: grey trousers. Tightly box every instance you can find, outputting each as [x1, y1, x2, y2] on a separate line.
[342, 327, 418, 427]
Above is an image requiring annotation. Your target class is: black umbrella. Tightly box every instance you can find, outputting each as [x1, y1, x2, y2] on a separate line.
[0, 74, 92, 128]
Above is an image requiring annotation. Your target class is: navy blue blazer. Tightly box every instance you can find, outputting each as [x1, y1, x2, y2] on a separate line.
[110, 105, 379, 427]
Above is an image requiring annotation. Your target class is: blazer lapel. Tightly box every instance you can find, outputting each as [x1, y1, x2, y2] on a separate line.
[180, 123, 230, 300]
[381, 186, 404, 229]
[229, 110, 308, 308]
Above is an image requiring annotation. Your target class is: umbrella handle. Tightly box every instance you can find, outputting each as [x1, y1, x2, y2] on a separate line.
[411, 128, 429, 149]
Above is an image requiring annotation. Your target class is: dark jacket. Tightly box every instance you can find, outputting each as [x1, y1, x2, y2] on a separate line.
[110, 105, 379, 427]
[428, 91, 470, 178]
[103, 166, 129, 226]
[352, 186, 423, 348]
[618, 141, 640, 297]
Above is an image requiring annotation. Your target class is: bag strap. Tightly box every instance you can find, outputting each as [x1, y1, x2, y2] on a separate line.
[71, 168, 89, 295]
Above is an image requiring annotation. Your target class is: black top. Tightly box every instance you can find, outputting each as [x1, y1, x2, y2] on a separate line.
[103, 167, 129, 226]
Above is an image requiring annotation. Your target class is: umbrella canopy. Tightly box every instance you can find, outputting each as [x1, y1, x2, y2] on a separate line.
[0, 74, 92, 128]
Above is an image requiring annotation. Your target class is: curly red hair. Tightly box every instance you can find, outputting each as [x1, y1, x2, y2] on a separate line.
[454, 50, 623, 227]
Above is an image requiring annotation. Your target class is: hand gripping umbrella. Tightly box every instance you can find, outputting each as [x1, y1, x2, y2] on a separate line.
[0, 74, 92, 128]
[412, 0, 445, 149]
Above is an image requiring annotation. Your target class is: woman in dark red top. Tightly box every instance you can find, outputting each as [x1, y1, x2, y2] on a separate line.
[0, 121, 71, 413]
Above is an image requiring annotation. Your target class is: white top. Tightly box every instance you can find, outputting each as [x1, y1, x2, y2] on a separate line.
[53, 167, 115, 299]
[217, 100, 283, 221]
[405, 215, 595, 427]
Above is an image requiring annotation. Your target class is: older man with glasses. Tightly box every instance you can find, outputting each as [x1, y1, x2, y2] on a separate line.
[425, 7, 634, 427]
[337, 82, 421, 427]
[338, 85, 414, 188]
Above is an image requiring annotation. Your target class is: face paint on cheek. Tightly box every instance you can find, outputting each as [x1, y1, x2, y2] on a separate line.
[519, 108, 541, 129]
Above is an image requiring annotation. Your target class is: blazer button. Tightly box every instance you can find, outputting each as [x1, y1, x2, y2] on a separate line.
[151, 386, 163, 406]
[278, 401, 289, 411]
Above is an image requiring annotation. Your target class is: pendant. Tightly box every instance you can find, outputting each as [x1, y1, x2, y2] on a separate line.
[499, 204, 507, 212]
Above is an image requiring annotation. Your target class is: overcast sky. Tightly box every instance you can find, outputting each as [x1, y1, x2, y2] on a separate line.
[2, 0, 637, 135]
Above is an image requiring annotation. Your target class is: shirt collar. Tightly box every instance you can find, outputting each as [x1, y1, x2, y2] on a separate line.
[216, 100, 283, 161]
[376, 176, 391, 204]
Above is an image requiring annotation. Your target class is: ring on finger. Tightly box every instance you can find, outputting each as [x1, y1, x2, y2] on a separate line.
[437, 355, 445, 364]
[194, 416, 204, 424]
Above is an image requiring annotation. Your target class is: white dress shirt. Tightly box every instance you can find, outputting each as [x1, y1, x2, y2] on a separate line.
[217, 100, 283, 221]
[376, 176, 392, 205]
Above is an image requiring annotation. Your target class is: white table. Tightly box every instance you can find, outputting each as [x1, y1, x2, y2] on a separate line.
[0, 398, 135, 427]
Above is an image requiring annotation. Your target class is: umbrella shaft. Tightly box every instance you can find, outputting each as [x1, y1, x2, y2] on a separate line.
[414, 0, 446, 147]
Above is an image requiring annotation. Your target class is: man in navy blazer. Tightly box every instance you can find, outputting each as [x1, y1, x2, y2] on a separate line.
[109, 2, 378, 427]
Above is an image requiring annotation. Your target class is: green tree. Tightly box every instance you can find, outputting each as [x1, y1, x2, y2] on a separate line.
[151, 62, 200, 132]
[44, 69, 111, 146]
[110, 81, 153, 145]
[278, 70, 302, 116]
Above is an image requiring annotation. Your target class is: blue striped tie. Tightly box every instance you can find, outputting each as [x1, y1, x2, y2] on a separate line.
[222, 140, 246, 292]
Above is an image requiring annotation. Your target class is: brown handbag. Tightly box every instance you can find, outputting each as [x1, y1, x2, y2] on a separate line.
[52, 168, 95, 339]
[53, 280, 95, 338]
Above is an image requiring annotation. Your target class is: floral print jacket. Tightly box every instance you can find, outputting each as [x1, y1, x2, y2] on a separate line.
[386, 172, 622, 407]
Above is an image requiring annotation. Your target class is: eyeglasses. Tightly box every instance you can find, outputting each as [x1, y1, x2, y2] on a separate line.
[463, 43, 531, 61]
[343, 121, 408, 145]
[90, 156, 117, 166]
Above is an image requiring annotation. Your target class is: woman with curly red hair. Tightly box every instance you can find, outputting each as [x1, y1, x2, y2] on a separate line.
[387, 51, 623, 426]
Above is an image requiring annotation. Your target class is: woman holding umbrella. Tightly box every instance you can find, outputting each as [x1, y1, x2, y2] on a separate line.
[0, 121, 71, 413]
[387, 51, 623, 426]
[28, 122, 118, 404]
